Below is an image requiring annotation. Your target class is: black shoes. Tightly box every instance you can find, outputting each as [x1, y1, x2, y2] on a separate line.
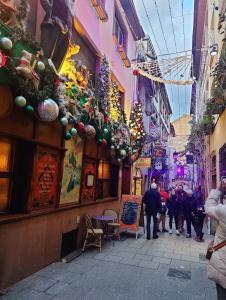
[162, 229, 168, 233]
[153, 235, 159, 239]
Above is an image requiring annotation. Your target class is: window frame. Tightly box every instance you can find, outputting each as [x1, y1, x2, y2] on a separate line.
[113, 7, 128, 52]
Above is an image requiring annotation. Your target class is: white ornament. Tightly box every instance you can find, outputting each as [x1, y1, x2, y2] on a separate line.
[15, 96, 26, 107]
[0, 37, 13, 50]
[37, 61, 45, 71]
[60, 117, 68, 126]
[120, 149, 127, 159]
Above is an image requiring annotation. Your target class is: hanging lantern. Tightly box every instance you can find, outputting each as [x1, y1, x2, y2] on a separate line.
[15, 96, 27, 107]
[84, 125, 96, 139]
[38, 99, 59, 122]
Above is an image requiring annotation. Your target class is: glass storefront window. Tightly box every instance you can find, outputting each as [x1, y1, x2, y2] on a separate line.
[0, 138, 11, 212]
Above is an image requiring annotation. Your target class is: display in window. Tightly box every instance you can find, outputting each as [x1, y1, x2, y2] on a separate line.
[32, 147, 60, 209]
[0, 178, 9, 212]
[60, 136, 84, 204]
[86, 174, 94, 187]
[0, 138, 11, 172]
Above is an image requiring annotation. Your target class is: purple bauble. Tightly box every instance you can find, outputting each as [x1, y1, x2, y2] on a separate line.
[38, 99, 59, 122]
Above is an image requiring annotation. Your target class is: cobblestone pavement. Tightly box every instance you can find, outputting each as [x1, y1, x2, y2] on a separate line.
[1, 228, 217, 300]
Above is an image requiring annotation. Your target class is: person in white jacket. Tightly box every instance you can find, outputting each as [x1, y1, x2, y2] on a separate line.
[205, 181, 226, 300]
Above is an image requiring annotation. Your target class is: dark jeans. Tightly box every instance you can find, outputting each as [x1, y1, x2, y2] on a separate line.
[216, 283, 226, 300]
[146, 213, 157, 239]
[169, 214, 178, 230]
[194, 221, 204, 238]
[185, 215, 192, 235]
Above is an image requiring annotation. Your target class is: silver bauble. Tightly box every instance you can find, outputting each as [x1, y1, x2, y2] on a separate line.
[37, 61, 45, 71]
[117, 158, 121, 163]
[0, 37, 13, 50]
[38, 99, 59, 122]
[111, 137, 115, 143]
[84, 125, 96, 140]
[104, 128, 108, 134]
[111, 145, 115, 150]
[120, 149, 127, 159]
[60, 117, 68, 126]
[15, 96, 26, 107]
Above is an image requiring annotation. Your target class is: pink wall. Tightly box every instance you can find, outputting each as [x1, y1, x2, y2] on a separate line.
[74, 0, 137, 117]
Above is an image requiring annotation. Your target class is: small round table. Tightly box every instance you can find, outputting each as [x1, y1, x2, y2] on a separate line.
[94, 215, 114, 236]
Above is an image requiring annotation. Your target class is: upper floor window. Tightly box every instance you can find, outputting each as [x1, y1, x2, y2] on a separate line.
[91, 0, 108, 22]
[114, 16, 125, 47]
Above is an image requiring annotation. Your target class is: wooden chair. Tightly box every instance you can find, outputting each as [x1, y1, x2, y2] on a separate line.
[82, 214, 103, 252]
[103, 209, 121, 241]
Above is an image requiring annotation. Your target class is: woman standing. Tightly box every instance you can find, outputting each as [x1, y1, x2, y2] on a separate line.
[205, 179, 226, 300]
[167, 189, 180, 235]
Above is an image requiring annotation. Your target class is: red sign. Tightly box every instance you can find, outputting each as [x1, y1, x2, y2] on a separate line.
[32, 147, 60, 209]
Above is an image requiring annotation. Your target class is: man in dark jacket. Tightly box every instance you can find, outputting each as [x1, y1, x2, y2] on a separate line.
[143, 183, 162, 240]
[183, 189, 196, 238]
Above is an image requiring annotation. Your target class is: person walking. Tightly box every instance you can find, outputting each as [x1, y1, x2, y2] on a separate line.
[157, 188, 169, 233]
[205, 179, 226, 300]
[176, 185, 186, 233]
[183, 189, 196, 238]
[192, 202, 205, 242]
[142, 182, 162, 240]
[166, 189, 180, 235]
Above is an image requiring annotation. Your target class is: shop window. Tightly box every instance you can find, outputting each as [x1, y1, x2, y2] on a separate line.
[0, 138, 11, 212]
[0, 137, 36, 213]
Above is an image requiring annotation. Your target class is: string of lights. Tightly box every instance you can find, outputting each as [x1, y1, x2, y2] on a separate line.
[141, 0, 162, 54]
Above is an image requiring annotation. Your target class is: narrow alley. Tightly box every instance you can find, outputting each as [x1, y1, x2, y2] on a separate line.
[2, 230, 216, 300]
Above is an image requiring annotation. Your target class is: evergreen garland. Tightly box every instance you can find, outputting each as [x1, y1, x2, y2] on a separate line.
[97, 56, 110, 114]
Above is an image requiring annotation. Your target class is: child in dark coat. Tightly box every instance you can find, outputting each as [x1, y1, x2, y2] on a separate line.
[192, 204, 205, 242]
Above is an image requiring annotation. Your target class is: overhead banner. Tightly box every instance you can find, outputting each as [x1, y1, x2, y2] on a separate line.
[136, 157, 151, 169]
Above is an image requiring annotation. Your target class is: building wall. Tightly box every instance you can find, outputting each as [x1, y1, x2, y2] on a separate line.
[0, 200, 120, 289]
[74, 0, 137, 119]
[209, 109, 226, 184]
[171, 115, 191, 152]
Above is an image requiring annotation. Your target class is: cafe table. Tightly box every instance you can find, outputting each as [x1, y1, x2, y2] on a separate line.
[93, 215, 114, 237]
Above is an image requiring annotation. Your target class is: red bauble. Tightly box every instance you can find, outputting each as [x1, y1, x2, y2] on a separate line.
[133, 69, 139, 76]
[102, 139, 107, 147]
[76, 122, 85, 133]
[0, 50, 7, 68]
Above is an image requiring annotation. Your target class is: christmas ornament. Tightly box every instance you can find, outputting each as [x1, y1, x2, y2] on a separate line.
[120, 149, 127, 159]
[26, 105, 34, 113]
[15, 96, 26, 107]
[111, 145, 115, 150]
[103, 128, 108, 134]
[0, 50, 7, 67]
[102, 139, 107, 147]
[76, 122, 85, 133]
[38, 99, 59, 122]
[70, 128, 77, 136]
[60, 117, 68, 126]
[65, 132, 72, 140]
[0, 37, 13, 50]
[133, 69, 139, 76]
[84, 125, 96, 139]
[37, 61, 45, 71]
[111, 137, 115, 143]
[117, 158, 121, 163]
[16, 50, 40, 90]
[98, 138, 103, 144]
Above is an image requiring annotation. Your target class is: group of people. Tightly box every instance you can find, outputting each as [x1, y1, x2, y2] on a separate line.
[143, 179, 226, 299]
[142, 182, 205, 241]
